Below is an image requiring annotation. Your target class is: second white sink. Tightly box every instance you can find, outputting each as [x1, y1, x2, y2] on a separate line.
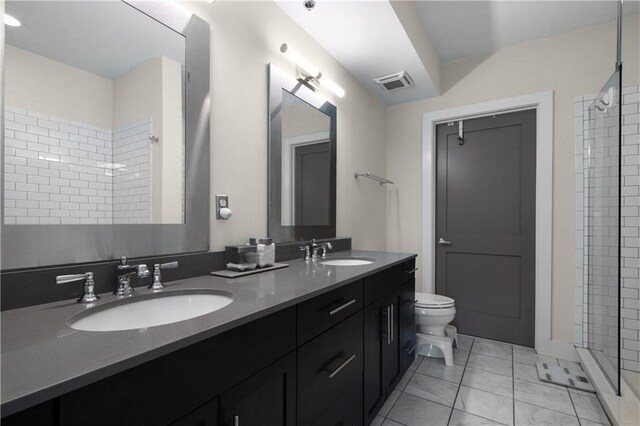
[320, 258, 374, 266]
[68, 289, 234, 332]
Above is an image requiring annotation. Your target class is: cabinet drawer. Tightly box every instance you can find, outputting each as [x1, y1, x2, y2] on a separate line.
[399, 278, 416, 331]
[401, 258, 417, 284]
[311, 374, 363, 426]
[298, 311, 364, 426]
[297, 280, 363, 345]
[364, 265, 402, 305]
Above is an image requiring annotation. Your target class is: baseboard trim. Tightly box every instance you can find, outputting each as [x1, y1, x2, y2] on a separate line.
[577, 348, 640, 426]
[537, 339, 580, 361]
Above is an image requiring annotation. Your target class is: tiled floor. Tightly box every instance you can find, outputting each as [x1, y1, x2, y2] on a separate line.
[371, 335, 611, 426]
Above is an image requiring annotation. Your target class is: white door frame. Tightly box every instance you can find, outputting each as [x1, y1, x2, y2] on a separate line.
[421, 91, 573, 359]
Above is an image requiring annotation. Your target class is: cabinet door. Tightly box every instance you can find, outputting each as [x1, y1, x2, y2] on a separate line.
[172, 399, 219, 426]
[382, 288, 401, 390]
[219, 353, 296, 426]
[399, 279, 417, 376]
[363, 298, 385, 423]
[363, 289, 401, 424]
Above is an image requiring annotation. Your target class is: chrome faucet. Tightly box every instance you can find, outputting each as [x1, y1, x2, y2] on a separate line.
[149, 261, 179, 291]
[311, 239, 333, 260]
[115, 256, 150, 296]
[300, 245, 312, 262]
[56, 272, 99, 303]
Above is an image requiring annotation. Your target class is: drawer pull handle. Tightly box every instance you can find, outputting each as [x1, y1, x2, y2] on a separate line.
[404, 267, 419, 274]
[408, 299, 418, 309]
[404, 343, 417, 355]
[328, 354, 356, 379]
[329, 299, 357, 316]
[234, 415, 239, 426]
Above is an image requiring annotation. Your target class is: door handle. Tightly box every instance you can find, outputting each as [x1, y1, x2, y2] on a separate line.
[438, 238, 452, 246]
[233, 415, 239, 426]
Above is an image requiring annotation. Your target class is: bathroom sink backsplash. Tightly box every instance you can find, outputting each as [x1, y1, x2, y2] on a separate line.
[0, 238, 351, 311]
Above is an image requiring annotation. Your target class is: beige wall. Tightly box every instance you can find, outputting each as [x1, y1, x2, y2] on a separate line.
[282, 103, 330, 139]
[386, 15, 640, 344]
[114, 58, 164, 223]
[5, 45, 113, 129]
[184, 0, 388, 252]
[114, 57, 184, 223]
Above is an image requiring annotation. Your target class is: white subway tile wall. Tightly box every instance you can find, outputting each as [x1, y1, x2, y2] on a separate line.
[574, 85, 640, 374]
[4, 107, 151, 225]
[112, 119, 152, 224]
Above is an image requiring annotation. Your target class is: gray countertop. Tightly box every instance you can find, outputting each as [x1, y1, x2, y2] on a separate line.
[1, 250, 416, 416]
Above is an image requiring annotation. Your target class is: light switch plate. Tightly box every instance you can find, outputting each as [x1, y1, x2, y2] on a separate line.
[215, 194, 229, 219]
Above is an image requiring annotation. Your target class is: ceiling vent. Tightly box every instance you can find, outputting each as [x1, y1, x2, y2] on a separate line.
[374, 71, 414, 91]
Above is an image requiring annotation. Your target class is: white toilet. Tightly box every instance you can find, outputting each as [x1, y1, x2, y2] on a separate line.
[415, 292, 458, 366]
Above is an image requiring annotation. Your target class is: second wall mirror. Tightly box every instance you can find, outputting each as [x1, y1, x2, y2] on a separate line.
[267, 64, 337, 242]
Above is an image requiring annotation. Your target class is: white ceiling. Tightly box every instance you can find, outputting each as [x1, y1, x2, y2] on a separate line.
[5, 1, 185, 80]
[275, 0, 439, 105]
[276, 0, 637, 105]
[417, 1, 640, 64]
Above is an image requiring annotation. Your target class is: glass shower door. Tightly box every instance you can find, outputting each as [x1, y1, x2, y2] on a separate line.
[585, 69, 621, 394]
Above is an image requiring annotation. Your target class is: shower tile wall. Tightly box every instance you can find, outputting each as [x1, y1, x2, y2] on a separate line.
[3, 106, 151, 225]
[575, 85, 640, 374]
[112, 118, 152, 224]
[4, 106, 113, 224]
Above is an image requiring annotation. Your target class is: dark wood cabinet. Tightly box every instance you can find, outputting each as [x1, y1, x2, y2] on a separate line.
[1, 400, 55, 426]
[172, 399, 219, 426]
[219, 353, 296, 426]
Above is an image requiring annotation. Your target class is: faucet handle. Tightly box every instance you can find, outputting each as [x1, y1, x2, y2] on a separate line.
[149, 261, 178, 291]
[300, 245, 311, 262]
[160, 261, 179, 269]
[56, 272, 99, 304]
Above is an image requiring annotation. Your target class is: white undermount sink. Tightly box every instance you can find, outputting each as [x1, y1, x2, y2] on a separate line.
[320, 257, 375, 266]
[68, 289, 234, 332]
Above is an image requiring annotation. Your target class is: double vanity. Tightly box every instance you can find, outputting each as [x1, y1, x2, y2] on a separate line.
[1, 3, 415, 425]
[1, 250, 417, 426]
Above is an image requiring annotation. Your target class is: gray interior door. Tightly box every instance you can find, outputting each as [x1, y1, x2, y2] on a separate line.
[294, 142, 331, 226]
[435, 110, 536, 347]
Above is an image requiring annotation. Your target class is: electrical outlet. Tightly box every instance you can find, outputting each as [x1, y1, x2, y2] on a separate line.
[216, 195, 230, 219]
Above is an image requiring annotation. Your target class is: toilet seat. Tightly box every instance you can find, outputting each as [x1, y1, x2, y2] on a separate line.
[415, 292, 455, 309]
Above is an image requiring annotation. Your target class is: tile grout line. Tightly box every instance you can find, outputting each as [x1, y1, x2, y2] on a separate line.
[384, 355, 423, 424]
[446, 336, 475, 425]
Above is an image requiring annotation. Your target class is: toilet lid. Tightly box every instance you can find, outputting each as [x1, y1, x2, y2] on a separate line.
[415, 292, 455, 308]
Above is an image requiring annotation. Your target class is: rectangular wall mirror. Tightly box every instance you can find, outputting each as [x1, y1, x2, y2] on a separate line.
[1, 1, 210, 269]
[267, 64, 336, 242]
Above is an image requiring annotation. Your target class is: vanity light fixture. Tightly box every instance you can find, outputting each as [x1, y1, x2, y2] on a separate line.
[280, 43, 345, 98]
[4, 13, 21, 27]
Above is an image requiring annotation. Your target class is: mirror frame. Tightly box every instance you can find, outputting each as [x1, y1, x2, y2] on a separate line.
[1, 1, 211, 270]
[267, 64, 337, 243]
